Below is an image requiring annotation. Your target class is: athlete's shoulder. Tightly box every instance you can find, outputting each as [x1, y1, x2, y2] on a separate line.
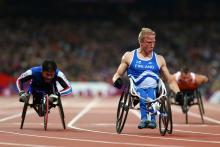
[30, 66, 42, 77]
[31, 66, 42, 72]
[123, 51, 132, 58]
[174, 71, 181, 80]
[56, 69, 64, 76]
[155, 53, 166, 66]
[121, 50, 132, 62]
[155, 53, 164, 60]
[124, 48, 137, 59]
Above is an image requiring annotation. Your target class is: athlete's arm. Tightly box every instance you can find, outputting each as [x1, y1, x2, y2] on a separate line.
[157, 55, 180, 93]
[195, 74, 208, 86]
[57, 71, 72, 96]
[16, 69, 33, 93]
[112, 52, 131, 83]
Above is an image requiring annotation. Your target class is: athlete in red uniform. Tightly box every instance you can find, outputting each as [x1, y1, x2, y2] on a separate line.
[173, 67, 208, 106]
[173, 67, 208, 91]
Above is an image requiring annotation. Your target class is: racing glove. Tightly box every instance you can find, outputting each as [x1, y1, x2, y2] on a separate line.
[19, 90, 28, 103]
[113, 78, 123, 89]
[49, 94, 58, 103]
[175, 91, 184, 104]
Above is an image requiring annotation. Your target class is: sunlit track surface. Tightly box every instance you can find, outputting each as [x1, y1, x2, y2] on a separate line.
[0, 96, 220, 147]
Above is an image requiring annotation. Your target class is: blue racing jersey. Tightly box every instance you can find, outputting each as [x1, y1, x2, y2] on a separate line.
[16, 66, 72, 96]
[127, 49, 160, 89]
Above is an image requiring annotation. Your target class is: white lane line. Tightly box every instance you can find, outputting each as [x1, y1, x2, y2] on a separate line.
[70, 125, 220, 145]
[172, 107, 220, 124]
[67, 98, 182, 147]
[130, 109, 220, 136]
[67, 98, 220, 145]
[91, 123, 210, 127]
[67, 97, 100, 126]
[0, 111, 34, 122]
[0, 130, 181, 147]
[131, 106, 220, 125]
[0, 141, 62, 147]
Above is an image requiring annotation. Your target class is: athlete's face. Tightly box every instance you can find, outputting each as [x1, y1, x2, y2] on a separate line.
[42, 70, 55, 83]
[180, 72, 192, 83]
[140, 35, 156, 53]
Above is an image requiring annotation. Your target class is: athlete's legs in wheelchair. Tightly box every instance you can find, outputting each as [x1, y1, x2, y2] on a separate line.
[175, 90, 195, 113]
[137, 87, 157, 129]
[32, 92, 46, 117]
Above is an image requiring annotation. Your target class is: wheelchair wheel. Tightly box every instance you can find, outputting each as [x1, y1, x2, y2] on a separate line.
[159, 96, 172, 136]
[116, 85, 131, 134]
[183, 94, 189, 124]
[197, 91, 204, 124]
[43, 95, 49, 131]
[166, 97, 173, 134]
[20, 95, 30, 129]
[197, 90, 205, 114]
[168, 91, 176, 105]
[58, 96, 66, 129]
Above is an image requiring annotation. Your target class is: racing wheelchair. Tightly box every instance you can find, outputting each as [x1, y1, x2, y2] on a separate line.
[169, 88, 205, 124]
[116, 78, 173, 136]
[20, 91, 66, 131]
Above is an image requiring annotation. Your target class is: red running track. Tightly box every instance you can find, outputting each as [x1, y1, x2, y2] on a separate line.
[0, 96, 220, 147]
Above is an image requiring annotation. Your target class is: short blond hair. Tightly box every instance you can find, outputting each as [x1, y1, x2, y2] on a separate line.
[138, 28, 156, 43]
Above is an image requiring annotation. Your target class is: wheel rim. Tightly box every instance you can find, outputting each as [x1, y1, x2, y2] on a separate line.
[44, 95, 49, 131]
[116, 86, 131, 134]
[159, 98, 170, 136]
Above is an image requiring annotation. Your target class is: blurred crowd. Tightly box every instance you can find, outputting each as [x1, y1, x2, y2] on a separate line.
[0, 17, 220, 98]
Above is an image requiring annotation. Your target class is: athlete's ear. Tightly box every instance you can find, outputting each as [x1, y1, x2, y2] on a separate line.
[140, 43, 143, 47]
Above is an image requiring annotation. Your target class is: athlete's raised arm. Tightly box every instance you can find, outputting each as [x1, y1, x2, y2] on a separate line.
[112, 51, 132, 88]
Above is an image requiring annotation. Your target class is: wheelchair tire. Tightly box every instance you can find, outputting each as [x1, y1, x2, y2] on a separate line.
[159, 96, 172, 136]
[197, 90, 205, 114]
[168, 91, 176, 105]
[183, 94, 189, 124]
[43, 95, 49, 131]
[20, 96, 30, 129]
[197, 91, 204, 124]
[166, 97, 173, 134]
[58, 96, 66, 129]
[116, 85, 131, 134]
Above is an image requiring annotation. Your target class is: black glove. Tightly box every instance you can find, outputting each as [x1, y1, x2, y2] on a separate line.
[49, 94, 59, 103]
[175, 91, 184, 104]
[19, 90, 28, 103]
[113, 78, 123, 89]
[19, 90, 26, 96]
[55, 91, 61, 97]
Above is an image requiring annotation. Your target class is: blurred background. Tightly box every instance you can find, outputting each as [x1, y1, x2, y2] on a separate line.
[0, 0, 220, 102]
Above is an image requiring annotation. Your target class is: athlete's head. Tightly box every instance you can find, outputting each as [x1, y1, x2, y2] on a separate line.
[138, 28, 156, 53]
[181, 67, 190, 74]
[42, 60, 57, 83]
[180, 67, 192, 82]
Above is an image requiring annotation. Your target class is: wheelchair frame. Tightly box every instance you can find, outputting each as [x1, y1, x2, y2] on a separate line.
[170, 88, 205, 124]
[20, 93, 66, 130]
[116, 78, 173, 136]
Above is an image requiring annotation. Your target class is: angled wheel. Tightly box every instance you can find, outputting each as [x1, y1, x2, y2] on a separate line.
[20, 95, 30, 129]
[159, 96, 172, 136]
[166, 97, 173, 134]
[58, 96, 66, 129]
[197, 91, 204, 124]
[197, 90, 205, 114]
[182, 93, 189, 124]
[168, 91, 176, 105]
[43, 95, 49, 131]
[116, 85, 131, 134]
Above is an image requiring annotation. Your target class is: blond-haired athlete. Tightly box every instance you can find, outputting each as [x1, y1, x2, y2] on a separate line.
[113, 28, 182, 129]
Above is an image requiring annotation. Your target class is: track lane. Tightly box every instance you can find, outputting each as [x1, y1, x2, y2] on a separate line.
[0, 96, 220, 147]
